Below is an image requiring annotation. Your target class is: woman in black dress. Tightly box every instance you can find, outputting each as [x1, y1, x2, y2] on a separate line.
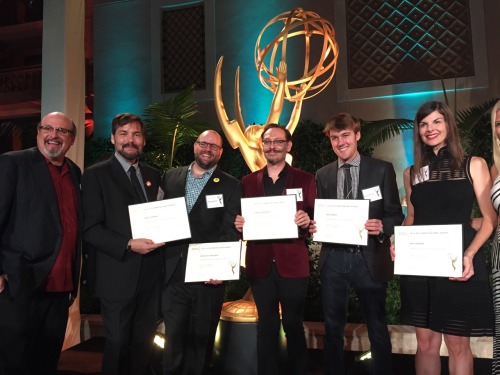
[392, 101, 496, 375]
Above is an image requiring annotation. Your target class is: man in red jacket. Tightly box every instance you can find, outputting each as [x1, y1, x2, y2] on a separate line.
[235, 123, 316, 375]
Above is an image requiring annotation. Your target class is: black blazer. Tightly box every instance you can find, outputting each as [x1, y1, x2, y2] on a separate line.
[316, 155, 404, 282]
[0, 147, 82, 298]
[82, 156, 162, 300]
[161, 166, 241, 284]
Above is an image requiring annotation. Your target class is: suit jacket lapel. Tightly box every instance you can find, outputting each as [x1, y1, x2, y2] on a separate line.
[32, 150, 61, 227]
[110, 156, 137, 201]
[329, 162, 339, 199]
[358, 155, 370, 194]
[255, 168, 266, 196]
[139, 164, 157, 202]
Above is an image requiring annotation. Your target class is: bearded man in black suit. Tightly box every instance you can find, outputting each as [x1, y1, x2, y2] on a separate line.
[161, 130, 241, 375]
[0, 112, 82, 375]
[82, 113, 164, 375]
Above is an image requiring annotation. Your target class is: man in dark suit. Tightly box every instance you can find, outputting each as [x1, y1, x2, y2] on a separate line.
[234, 123, 316, 375]
[82, 113, 164, 375]
[161, 130, 241, 375]
[0, 112, 82, 375]
[315, 113, 404, 375]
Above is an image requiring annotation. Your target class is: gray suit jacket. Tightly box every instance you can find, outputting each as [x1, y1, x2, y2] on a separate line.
[316, 155, 403, 282]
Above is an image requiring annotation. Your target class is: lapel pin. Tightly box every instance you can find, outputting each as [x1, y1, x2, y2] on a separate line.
[213, 177, 220, 183]
[146, 180, 152, 187]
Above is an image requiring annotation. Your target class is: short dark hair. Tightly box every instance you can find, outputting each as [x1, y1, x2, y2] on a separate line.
[323, 113, 361, 136]
[111, 113, 145, 135]
[261, 123, 292, 141]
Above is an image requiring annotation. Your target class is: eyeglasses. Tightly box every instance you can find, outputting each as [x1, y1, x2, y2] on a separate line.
[262, 139, 288, 147]
[195, 141, 221, 151]
[38, 125, 75, 136]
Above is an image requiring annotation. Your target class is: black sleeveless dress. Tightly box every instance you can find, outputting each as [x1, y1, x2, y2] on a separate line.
[400, 147, 494, 336]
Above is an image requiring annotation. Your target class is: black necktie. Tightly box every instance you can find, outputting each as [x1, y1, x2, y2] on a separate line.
[341, 164, 353, 199]
[129, 166, 147, 203]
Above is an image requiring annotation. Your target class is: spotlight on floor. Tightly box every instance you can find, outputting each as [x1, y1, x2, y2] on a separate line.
[154, 334, 165, 349]
[355, 350, 372, 362]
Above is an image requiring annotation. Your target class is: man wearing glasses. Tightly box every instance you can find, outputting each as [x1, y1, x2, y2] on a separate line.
[234, 123, 316, 375]
[160, 130, 241, 375]
[0, 112, 82, 375]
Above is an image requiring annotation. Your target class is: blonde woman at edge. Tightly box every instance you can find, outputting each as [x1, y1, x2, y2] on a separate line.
[392, 101, 496, 375]
[490, 100, 500, 375]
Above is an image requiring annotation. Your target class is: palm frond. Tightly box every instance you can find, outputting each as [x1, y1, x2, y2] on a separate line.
[359, 118, 413, 148]
[143, 86, 211, 170]
[456, 97, 500, 132]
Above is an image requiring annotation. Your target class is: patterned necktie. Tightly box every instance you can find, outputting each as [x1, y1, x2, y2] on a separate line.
[129, 166, 147, 203]
[341, 164, 353, 199]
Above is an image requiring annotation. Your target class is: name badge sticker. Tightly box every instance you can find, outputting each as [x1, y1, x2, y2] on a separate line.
[206, 194, 224, 209]
[286, 188, 303, 202]
[361, 186, 382, 202]
[413, 165, 430, 185]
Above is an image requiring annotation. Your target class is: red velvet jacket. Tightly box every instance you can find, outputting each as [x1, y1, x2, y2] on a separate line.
[242, 164, 316, 278]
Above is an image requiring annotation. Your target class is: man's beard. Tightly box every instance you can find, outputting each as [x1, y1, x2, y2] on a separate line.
[194, 151, 218, 169]
[118, 143, 141, 160]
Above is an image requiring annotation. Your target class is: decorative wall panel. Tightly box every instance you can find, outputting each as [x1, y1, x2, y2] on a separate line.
[161, 4, 206, 92]
[346, 0, 474, 89]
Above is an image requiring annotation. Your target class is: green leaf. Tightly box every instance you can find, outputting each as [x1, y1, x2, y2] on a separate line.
[358, 118, 413, 149]
[143, 85, 211, 171]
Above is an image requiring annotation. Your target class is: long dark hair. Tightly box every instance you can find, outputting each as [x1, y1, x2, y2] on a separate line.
[413, 101, 464, 172]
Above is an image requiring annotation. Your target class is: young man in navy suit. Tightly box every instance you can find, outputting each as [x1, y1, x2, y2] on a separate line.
[315, 113, 404, 375]
[82, 113, 164, 375]
[0, 112, 82, 375]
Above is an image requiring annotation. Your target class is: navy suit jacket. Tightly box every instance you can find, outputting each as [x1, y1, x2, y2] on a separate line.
[161, 166, 241, 284]
[0, 147, 82, 298]
[82, 156, 162, 300]
[316, 155, 403, 282]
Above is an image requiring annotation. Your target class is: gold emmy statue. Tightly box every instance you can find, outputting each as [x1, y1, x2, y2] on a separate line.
[214, 7, 339, 172]
[214, 8, 339, 322]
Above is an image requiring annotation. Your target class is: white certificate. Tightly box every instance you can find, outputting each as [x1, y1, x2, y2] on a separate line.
[185, 241, 242, 282]
[313, 199, 369, 245]
[128, 197, 191, 243]
[394, 224, 463, 277]
[241, 195, 298, 241]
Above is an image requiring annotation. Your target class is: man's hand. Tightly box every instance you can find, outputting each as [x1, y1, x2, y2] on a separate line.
[205, 279, 223, 285]
[295, 210, 311, 229]
[365, 219, 383, 236]
[0, 274, 8, 294]
[235, 215, 245, 233]
[128, 239, 165, 255]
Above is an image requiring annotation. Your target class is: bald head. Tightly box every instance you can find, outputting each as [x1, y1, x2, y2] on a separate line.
[37, 112, 76, 165]
[193, 130, 223, 170]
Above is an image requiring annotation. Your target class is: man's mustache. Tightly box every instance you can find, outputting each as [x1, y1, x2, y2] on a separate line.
[123, 143, 139, 149]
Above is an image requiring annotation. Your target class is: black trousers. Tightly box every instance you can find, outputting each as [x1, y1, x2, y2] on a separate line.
[250, 263, 309, 375]
[100, 258, 161, 375]
[162, 263, 225, 375]
[0, 289, 69, 375]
